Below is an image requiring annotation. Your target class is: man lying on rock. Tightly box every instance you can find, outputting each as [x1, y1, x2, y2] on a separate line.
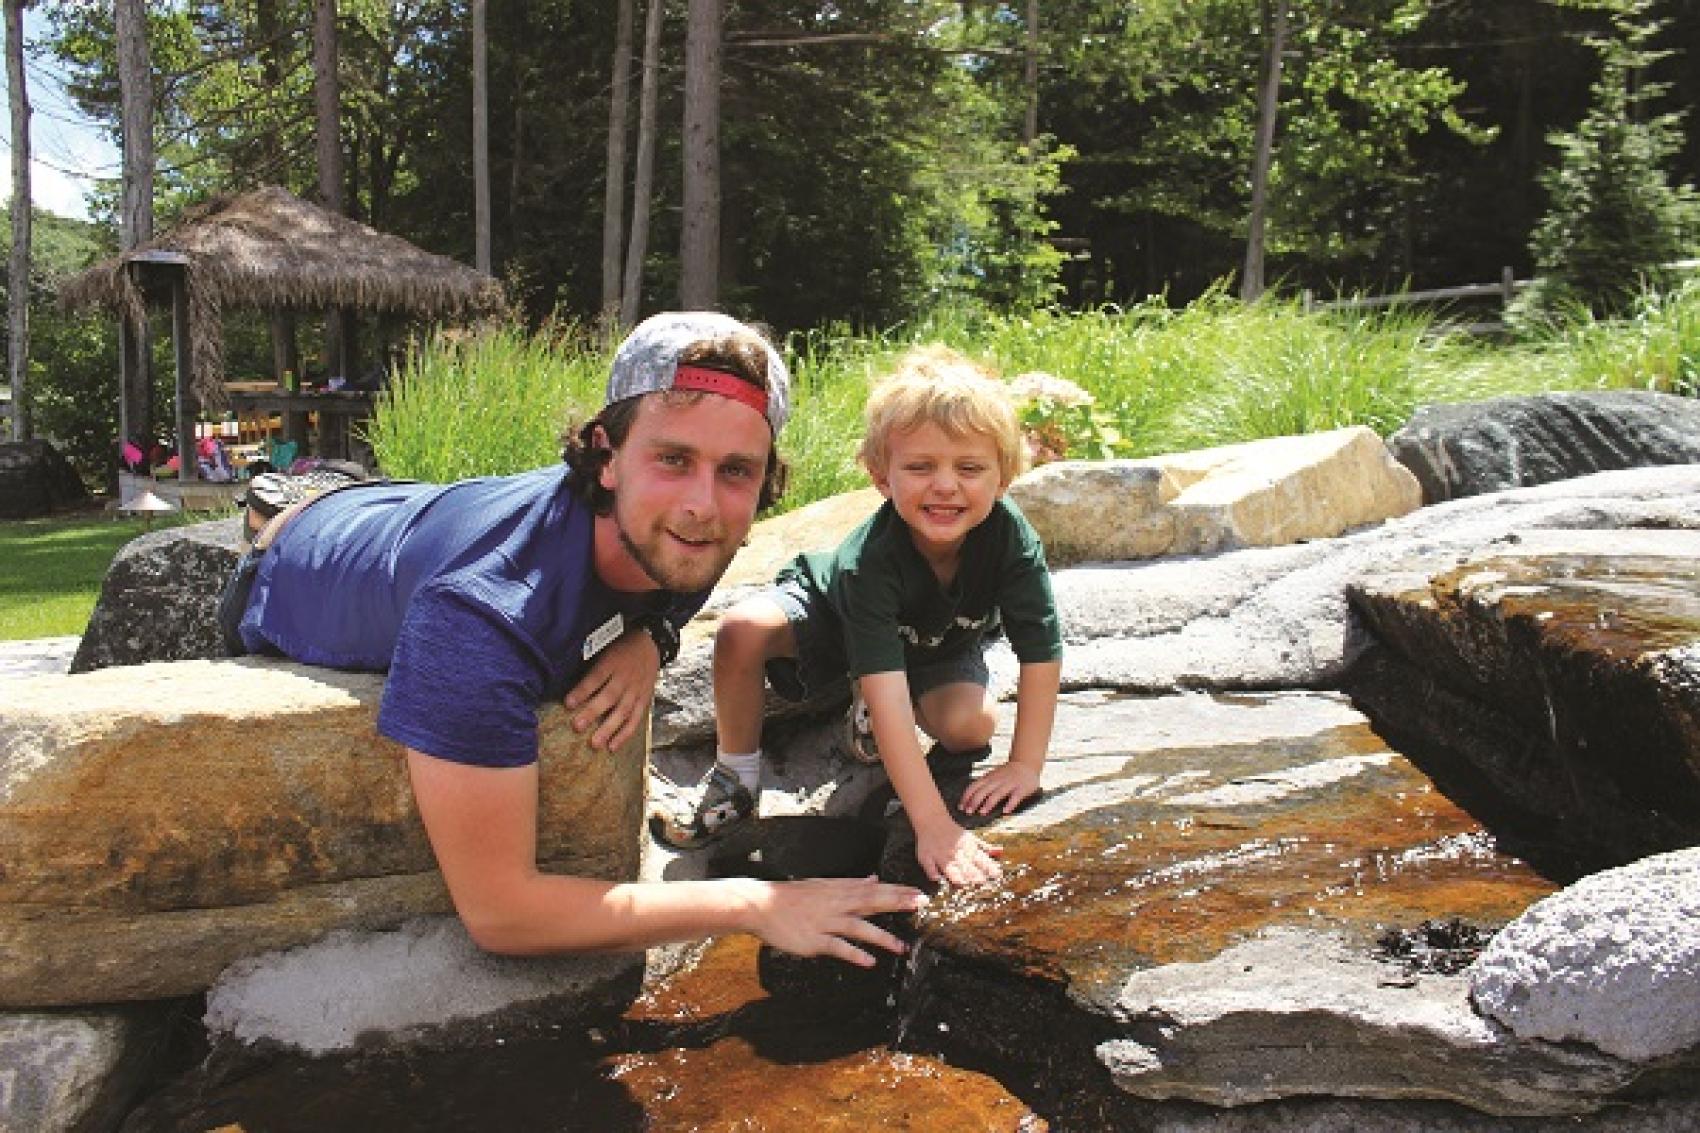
[216, 311, 927, 968]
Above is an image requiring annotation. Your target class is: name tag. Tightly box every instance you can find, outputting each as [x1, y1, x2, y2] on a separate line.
[583, 613, 625, 660]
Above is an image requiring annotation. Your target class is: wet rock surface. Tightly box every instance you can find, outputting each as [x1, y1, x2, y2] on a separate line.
[1347, 527, 1700, 869]
[111, 690, 1692, 1131]
[887, 693, 1663, 1117]
[123, 934, 1047, 1133]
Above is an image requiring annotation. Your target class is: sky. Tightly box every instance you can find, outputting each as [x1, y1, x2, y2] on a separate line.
[1, 8, 120, 223]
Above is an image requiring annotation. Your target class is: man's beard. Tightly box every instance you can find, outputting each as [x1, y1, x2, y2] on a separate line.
[613, 503, 734, 593]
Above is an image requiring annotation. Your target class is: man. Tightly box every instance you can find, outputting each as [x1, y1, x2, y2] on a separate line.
[222, 312, 925, 968]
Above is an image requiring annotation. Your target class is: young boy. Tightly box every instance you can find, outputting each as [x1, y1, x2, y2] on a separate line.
[659, 346, 1064, 888]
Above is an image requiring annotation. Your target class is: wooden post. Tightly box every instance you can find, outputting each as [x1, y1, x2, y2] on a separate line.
[118, 315, 139, 452]
[170, 272, 196, 483]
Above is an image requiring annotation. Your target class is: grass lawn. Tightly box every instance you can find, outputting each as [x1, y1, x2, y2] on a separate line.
[0, 512, 185, 641]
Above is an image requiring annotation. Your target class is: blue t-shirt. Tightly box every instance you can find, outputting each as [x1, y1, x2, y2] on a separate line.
[238, 466, 704, 767]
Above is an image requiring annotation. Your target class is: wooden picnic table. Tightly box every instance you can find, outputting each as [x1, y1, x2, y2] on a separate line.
[223, 388, 375, 463]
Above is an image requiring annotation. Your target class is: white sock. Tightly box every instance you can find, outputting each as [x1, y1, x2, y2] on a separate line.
[718, 750, 762, 791]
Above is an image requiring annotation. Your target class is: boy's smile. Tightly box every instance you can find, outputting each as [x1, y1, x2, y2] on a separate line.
[874, 421, 1005, 567]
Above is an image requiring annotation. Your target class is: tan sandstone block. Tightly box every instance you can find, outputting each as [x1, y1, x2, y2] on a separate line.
[0, 658, 643, 1006]
[1152, 426, 1422, 554]
[1006, 461, 1176, 567]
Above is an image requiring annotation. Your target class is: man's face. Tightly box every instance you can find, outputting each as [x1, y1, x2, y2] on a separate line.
[597, 393, 771, 593]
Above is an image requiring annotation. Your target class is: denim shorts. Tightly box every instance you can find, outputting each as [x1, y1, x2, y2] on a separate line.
[762, 576, 989, 704]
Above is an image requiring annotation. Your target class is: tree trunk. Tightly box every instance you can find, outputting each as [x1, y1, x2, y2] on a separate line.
[472, 0, 491, 275]
[313, 0, 355, 378]
[313, 0, 343, 212]
[115, 0, 154, 443]
[679, 0, 721, 310]
[601, 0, 635, 320]
[1022, 0, 1039, 147]
[264, 1, 299, 392]
[1241, 0, 1288, 303]
[5, 0, 31, 441]
[620, 0, 664, 328]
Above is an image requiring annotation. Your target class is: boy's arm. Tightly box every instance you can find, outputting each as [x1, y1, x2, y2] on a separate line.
[860, 671, 1004, 887]
[961, 658, 1061, 816]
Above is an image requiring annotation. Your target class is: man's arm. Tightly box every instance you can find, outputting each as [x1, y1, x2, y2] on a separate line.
[859, 671, 1003, 888]
[407, 750, 925, 965]
[960, 659, 1060, 816]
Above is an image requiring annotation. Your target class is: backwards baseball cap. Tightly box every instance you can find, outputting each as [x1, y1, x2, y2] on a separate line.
[606, 311, 791, 435]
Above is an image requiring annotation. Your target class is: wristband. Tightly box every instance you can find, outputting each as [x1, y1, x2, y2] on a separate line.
[631, 613, 680, 667]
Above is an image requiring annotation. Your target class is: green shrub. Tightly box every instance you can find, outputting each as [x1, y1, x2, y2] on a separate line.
[1520, 2, 1699, 320]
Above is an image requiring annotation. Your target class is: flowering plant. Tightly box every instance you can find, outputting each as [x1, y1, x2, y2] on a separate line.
[1006, 371, 1127, 466]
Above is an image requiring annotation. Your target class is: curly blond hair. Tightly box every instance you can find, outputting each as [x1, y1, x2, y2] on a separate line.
[856, 345, 1028, 486]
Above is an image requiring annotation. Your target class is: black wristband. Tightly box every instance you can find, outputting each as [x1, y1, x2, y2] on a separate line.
[632, 613, 680, 667]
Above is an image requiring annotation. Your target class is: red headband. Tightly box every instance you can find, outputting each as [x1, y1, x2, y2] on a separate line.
[672, 363, 769, 422]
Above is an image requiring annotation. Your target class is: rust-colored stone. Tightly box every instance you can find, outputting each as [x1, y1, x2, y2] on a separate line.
[613, 936, 1045, 1132]
[921, 724, 1555, 1001]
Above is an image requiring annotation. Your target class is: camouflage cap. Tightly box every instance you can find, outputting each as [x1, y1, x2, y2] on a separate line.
[606, 311, 791, 435]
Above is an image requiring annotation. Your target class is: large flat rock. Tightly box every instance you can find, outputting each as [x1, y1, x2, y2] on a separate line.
[898, 691, 1664, 1117]
[0, 658, 644, 1007]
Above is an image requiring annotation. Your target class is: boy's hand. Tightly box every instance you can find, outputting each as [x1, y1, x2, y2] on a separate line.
[960, 761, 1041, 817]
[916, 819, 1004, 887]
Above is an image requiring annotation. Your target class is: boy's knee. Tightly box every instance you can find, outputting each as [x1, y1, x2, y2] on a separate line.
[715, 608, 783, 663]
[928, 699, 997, 751]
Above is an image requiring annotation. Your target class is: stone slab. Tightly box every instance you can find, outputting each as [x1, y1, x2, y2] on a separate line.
[0, 658, 644, 1007]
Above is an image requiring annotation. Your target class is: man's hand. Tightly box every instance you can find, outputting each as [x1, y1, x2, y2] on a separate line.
[915, 818, 1004, 888]
[564, 629, 661, 750]
[743, 876, 930, 968]
[960, 761, 1041, 817]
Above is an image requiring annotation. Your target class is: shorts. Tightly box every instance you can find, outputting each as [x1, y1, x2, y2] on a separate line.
[761, 575, 990, 704]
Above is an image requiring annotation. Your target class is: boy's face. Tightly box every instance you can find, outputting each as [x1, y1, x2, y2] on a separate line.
[872, 421, 1004, 561]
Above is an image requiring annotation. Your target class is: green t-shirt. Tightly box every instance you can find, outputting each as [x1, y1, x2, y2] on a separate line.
[776, 497, 1063, 678]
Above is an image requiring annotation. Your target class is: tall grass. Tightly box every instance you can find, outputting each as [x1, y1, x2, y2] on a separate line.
[365, 286, 1700, 516]
[365, 321, 609, 483]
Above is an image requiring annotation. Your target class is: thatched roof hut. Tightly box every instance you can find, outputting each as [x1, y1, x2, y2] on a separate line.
[62, 185, 502, 411]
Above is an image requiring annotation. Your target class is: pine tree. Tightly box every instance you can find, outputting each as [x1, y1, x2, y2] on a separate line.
[1524, 0, 1699, 319]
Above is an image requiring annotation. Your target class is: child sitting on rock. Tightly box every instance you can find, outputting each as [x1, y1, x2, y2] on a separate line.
[657, 346, 1064, 888]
